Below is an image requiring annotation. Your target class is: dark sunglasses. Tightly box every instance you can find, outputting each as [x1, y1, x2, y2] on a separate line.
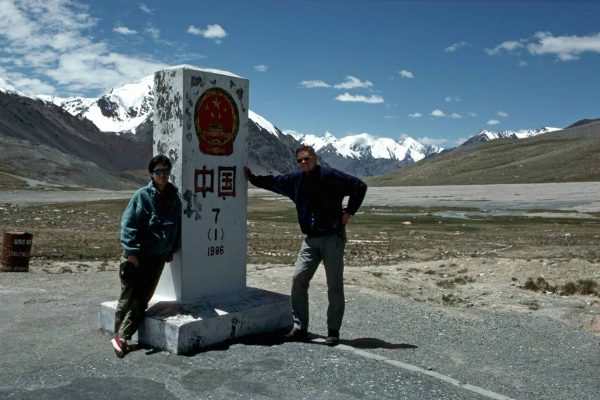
[296, 156, 311, 163]
[153, 168, 171, 176]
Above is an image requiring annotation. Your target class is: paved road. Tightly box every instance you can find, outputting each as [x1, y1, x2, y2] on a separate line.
[0, 268, 598, 400]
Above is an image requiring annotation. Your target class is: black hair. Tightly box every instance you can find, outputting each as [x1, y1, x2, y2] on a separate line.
[148, 154, 172, 173]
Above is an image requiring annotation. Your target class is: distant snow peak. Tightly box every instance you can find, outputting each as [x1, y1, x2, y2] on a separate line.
[50, 75, 155, 134]
[294, 131, 443, 162]
[249, 110, 280, 137]
[464, 126, 561, 145]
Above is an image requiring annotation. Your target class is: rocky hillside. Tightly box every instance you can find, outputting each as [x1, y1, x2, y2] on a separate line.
[367, 120, 600, 186]
[0, 87, 303, 189]
[0, 90, 147, 189]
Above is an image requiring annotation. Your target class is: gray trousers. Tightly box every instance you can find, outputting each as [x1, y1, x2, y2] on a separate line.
[291, 229, 347, 332]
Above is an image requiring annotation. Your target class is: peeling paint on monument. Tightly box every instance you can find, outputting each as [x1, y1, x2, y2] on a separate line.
[154, 71, 182, 125]
[191, 76, 205, 88]
[154, 69, 183, 183]
[184, 96, 194, 142]
[182, 189, 202, 221]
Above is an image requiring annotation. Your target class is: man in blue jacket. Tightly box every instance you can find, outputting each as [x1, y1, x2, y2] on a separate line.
[245, 145, 367, 346]
[111, 154, 181, 358]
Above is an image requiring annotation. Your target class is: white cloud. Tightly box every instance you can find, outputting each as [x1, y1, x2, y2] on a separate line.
[428, 110, 462, 119]
[300, 80, 330, 88]
[114, 26, 137, 35]
[518, 60, 528, 67]
[527, 31, 600, 61]
[444, 96, 459, 102]
[1, 67, 55, 94]
[399, 70, 414, 79]
[334, 76, 373, 89]
[408, 112, 422, 118]
[487, 119, 501, 125]
[187, 25, 202, 35]
[47, 50, 165, 93]
[485, 40, 524, 55]
[188, 24, 228, 43]
[497, 111, 509, 117]
[336, 93, 384, 104]
[487, 32, 600, 61]
[139, 3, 152, 14]
[444, 41, 467, 53]
[202, 24, 228, 39]
[418, 136, 448, 146]
[254, 64, 268, 72]
[146, 26, 160, 39]
[0, 0, 165, 96]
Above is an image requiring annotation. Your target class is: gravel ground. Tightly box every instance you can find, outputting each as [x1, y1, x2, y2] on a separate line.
[1, 183, 599, 399]
[0, 263, 599, 400]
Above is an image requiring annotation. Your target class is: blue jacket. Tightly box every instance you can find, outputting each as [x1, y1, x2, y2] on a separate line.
[250, 165, 367, 236]
[120, 180, 181, 257]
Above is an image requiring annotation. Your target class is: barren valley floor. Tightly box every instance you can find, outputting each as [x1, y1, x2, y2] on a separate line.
[1, 183, 599, 335]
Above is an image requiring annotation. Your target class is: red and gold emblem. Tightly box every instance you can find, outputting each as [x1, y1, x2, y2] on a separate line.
[194, 88, 239, 156]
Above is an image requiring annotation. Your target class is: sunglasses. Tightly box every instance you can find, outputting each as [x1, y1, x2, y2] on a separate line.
[152, 168, 171, 176]
[296, 156, 312, 163]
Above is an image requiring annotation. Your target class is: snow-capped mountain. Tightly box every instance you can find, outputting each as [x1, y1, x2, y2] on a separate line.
[42, 76, 443, 176]
[292, 131, 442, 162]
[289, 131, 444, 175]
[45, 75, 154, 133]
[461, 127, 562, 146]
[249, 110, 280, 137]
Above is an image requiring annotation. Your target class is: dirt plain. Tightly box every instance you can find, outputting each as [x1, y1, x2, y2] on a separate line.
[0, 184, 599, 338]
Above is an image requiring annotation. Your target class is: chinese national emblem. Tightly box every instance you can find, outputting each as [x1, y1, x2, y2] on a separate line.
[194, 88, 239, 155]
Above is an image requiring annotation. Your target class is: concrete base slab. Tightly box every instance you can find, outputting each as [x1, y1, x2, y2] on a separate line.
[99, 287, 291, 355]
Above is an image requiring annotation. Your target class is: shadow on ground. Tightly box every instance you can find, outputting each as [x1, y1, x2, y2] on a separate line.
[136, 329, 417, 356]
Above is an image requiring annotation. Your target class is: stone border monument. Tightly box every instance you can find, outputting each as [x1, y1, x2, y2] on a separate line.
[100, 65, 290, 354]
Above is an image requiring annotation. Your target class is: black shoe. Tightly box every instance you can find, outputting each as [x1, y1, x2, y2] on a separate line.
[325, 329, 339, 347]
[285, 327, 309, 342]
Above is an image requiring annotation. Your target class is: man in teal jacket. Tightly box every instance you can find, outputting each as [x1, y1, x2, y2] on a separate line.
[246, 145, 367, 346]
[111, 154, 181, 358]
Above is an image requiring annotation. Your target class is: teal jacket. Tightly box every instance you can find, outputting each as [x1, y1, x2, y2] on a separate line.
[120, 180, 181, 257]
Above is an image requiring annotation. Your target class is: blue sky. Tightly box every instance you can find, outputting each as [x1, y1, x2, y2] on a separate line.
[0, 0, 599, 147]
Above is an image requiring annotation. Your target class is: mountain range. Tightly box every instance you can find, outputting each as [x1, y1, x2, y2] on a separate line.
[1, 75, 597, 189]
[368, 119, 600, 186]
[461, 127, 561, 146]
[40, 75, 446, 177]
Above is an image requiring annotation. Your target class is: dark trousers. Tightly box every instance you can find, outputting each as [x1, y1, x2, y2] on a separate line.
[114, 254, 166, 340]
